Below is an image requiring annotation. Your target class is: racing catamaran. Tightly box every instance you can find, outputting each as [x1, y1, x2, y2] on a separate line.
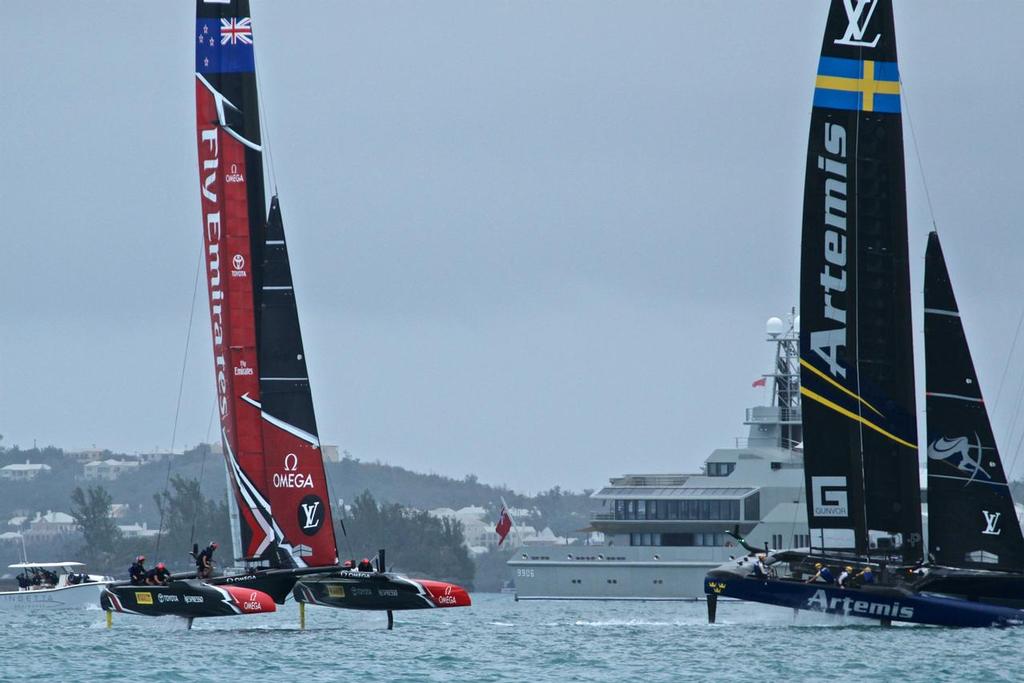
[103, 0, 469, 626]
[702, 0, 1024, 627]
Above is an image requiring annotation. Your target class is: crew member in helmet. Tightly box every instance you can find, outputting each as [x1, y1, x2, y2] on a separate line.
[146, 562, 172, 586]
[129, 556, 147, 585]
[196, 541, 219, 579]
[837, 566, 853, 589]
[341, 559, 355, 571]
[357, 558, 374, 572]
[855, 565, 876, 586]
[806, 562, 834, 584]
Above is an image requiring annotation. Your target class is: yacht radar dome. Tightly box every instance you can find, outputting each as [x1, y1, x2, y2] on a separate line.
[765, 317, 784, 338]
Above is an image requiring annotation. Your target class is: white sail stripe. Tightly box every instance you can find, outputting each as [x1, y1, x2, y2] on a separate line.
[259, 411, 321, 447]
[240, 393, 262, 409]
[237, 396, 318, 564]
[928, 473, 1009, 488]
[260, 377, 308, 381]
[262, 286, 293, 290]
[928, 392, 983, 403]
[924, 307, 959, 317]
[266, 240, 285, 245]
[222, 427, 275, 557]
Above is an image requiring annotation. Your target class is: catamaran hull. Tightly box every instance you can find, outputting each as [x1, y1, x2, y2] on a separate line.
[101, 580, 275, 618]
[704, 573, 1024, 627]
[294, 572, 471, 610]
[0, 583, 107, 609]
[914, 570, 1024, 609]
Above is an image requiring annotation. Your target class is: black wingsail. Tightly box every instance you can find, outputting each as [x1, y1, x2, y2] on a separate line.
[925, 232, 1024, 571]
[799, 0, 921, 559]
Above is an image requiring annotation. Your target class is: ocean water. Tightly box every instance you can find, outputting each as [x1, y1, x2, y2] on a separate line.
[2, 594, 1020, 682]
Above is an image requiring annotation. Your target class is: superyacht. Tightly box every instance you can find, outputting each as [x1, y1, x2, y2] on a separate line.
[509, 314, 808, 600]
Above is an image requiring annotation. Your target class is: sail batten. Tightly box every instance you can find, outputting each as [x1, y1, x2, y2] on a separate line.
[799, 0, 921, 560]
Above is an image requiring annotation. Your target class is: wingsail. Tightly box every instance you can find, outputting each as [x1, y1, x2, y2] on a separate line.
[798, 0, 921, 559]
[195, 0, 337, 569]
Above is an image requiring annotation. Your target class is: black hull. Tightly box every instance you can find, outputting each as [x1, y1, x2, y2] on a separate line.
[101, 579, 274, 618]
[915, 568, 1024, 608]
[294, 571, 471, 611]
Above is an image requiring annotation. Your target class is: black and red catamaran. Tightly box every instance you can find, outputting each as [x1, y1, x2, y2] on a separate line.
[102, 0, 469, 626]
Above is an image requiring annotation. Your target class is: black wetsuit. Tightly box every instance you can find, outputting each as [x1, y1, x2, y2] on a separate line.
[357, 560, 374, 572]
[129, 562, 146, 585]
[196, 546, 215, 577]
[146, 566, 171, 585]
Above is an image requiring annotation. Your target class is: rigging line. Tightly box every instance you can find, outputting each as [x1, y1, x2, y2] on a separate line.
[991, 306, 1024, 419]
[188, 403, 217, 549]
[899, 78, 938, 233]
[156, 242, 206, 559]
[250, 16, 278, 196]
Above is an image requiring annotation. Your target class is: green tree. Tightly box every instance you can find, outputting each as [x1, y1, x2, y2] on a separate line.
[338, 490, 475, 587]
[70, 485, 122, 569]
[153, 475, 231, 569]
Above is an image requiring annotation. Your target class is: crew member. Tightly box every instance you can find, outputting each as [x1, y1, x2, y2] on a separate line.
[129, 556, 147, 585]
[837, 566, 853, 589]
[195, 541, 218, 579]
[357, 557, 373, 572]
[341, 559, 355, 571]
[855, 565, 875, 586]
[806, 562, 834, 584]
[751, 553, 769, 580]
[146, 562, 172, 586]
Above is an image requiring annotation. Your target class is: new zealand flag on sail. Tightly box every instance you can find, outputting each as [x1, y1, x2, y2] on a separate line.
[196, 17, 255, 74]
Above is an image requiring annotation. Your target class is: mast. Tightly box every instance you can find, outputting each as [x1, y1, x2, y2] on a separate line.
[799, 0, 921, 560]
[924, 232, 1024, 571]
[195, 0, 337, 568]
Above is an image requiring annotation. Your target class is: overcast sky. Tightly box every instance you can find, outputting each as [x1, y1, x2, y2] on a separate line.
[2, 2, 1023, 492]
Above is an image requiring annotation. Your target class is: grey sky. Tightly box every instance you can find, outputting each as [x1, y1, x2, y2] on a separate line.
[2, 2, 1023, 492]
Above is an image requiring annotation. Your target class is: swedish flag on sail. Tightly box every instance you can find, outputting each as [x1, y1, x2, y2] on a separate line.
[813, 56, 900, 113]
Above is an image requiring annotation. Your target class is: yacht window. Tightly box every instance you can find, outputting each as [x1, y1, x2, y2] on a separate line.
[743, 492, 760, 521]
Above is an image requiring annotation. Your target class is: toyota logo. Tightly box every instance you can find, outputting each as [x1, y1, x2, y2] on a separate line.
[232, 254, 245, 270]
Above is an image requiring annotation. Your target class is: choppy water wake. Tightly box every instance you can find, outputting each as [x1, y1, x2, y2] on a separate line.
[1, 595, 1020, 682]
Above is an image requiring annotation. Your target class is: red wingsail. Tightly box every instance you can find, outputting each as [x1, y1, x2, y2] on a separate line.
[196, 0, 337, 568]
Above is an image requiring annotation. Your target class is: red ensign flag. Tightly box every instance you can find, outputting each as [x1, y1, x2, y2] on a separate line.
[752, 377, 766, 388]
[496, 506, 513, 545]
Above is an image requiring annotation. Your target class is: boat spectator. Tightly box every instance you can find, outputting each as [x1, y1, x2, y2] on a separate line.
[806, 562, 834, 584]
[16, 572, 30, 590]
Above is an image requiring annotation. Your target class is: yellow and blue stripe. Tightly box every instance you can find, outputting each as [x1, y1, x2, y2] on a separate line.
[813, 56, 900, 113]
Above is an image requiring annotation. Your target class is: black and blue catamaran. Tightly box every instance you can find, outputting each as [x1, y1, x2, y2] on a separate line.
[703, 0, 1024, 627]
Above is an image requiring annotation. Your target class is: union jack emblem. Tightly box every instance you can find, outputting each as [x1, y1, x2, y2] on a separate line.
[220, 17, 253, 46]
